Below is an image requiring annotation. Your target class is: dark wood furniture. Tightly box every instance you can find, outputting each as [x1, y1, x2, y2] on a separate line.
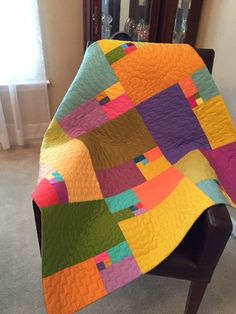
[83, 0, 204, 50]
[33, 43, 232, 314]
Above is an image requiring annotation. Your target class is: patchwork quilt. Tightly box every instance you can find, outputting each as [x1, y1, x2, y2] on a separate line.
[32, 40, 236, 314]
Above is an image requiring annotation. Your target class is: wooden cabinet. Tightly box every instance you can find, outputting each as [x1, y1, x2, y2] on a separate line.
[83, 0, 203, 49]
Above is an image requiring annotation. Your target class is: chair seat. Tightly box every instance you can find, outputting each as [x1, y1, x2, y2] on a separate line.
[148, 243, 198, 281]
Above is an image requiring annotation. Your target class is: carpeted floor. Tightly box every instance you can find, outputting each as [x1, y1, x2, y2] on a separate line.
[0, 144, 235, 314]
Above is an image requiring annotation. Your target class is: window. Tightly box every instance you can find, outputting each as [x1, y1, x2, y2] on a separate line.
[0, 0, 46, 84]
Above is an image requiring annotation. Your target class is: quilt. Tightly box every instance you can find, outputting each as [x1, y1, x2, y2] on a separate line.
[32, 40, 236, 314]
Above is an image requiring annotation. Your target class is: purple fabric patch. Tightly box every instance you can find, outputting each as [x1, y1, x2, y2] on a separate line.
[59, 99, 109, 137]
[136, 84, 210, 163]
[100, 255, 141, 293]
[50, 181, 68, 204]
[96, 160, 145, 198]
[201, 142, 236, 203]
[134, 208, 145, 216]
[97, 262, 106, 271]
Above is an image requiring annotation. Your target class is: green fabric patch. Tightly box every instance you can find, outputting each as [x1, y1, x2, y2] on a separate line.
[105, 189, 139, 214]
[106, 46, 125, 64]
[42, 200, 125, 277]
[192, 67, 219, 101]
[194, 92, 200, 100]
[41, 119, 70, 150]
[55, 43, 117, 120]
[108, 241, 132, 264]
[112, 208, 134, 222]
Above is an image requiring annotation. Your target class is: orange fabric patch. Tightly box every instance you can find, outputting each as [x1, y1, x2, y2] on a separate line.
[144, 147, 162, 162]
[41, 139, 103, 202]
[112, 44, 204, 105]
[43, 259, 107, 314]
[179, 76, 198, 98]
[132, 167, 183, 210]
[104, 258, 112, 267]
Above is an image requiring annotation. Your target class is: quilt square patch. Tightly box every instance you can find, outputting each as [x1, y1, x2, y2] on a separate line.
[134, 147, 171, 180]
[43, 258, 107, 314]
[132, 167, 183, 210]
[42, 200, 125, 277]
[105, 189, 139, 214]
[96, 160, 145, 198]
[192, 67, 219, 101]
[59, 98, 108, 137]
[194, 95, 236, 149]
[119, 178, 213, 273]
[136, 84, 211, 163]
[79, 109, 156, 170]
[99, 256, 141, 293]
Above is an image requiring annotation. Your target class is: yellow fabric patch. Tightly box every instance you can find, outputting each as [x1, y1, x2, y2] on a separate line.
[119, 177, 213, 273]
[175, 150, 217, 183]
[136, 156, 171, 181]
[104, 82, 125, 100]
[95, 91, 107, 101]
[98, 39, 126, 54]
[193, 95, 236, 149]
[195, 97, 203, 105]
[41, 139, 103, 202]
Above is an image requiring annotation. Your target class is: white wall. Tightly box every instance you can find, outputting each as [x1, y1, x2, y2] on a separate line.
[196, 0, 236, 124]
[38, 0, 84, 114]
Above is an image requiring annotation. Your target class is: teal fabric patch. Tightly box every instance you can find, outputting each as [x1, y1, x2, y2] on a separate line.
[108, 241, 132, 264]
[105, 189, 139, 213]
[192, 67, 219, 101]
[197, 179, 229, 204]
[52, 172, 64, 182]
[55, 43, 118, 120]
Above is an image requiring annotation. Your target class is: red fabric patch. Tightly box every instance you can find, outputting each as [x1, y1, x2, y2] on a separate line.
[124, 46, 136, 55]
[32, 179, 58, 208]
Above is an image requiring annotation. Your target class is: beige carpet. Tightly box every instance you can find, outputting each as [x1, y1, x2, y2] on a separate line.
[0, 144, 235, 314]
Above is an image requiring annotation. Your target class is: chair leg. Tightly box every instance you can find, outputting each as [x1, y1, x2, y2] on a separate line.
[184, 281, 209, 314]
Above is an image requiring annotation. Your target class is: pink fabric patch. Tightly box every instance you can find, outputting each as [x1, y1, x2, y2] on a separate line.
[188, 96, 197, 108]
[96, 160, 145, 198]
[38, 164, 56, 182]
[201, 142, 236, 203]
[134, 208, 145, 216]
[94, 252, 109, 263]
[32, 179, 58, 208]
[102, 94, 134, 120]
[100, 256, 141, 293]
[59, 99, 108, 137]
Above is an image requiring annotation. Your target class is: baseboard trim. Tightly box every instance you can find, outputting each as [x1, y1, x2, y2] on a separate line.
[231, 217, 236, 238]
[5, 122, 49, 145]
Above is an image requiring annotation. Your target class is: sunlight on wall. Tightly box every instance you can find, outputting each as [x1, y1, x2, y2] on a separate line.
[196, 0, 236, 124]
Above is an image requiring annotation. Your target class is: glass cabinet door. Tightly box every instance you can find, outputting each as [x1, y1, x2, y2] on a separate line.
[172, 0, 192, 43]
[101, 0, 152, 41]
[83, 0, 203, 48]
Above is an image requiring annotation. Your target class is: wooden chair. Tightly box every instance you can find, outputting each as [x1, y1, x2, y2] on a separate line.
[33, 36, 232, 314]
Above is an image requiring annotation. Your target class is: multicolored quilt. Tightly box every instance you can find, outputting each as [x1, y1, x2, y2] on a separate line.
[33, 40, 236, 314]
